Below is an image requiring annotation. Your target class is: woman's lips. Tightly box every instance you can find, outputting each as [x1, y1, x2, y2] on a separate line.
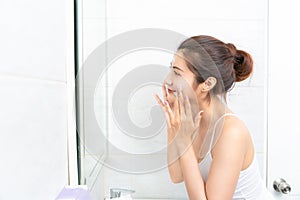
[167, 88, 177, 96]
[168, 88, 174, 93]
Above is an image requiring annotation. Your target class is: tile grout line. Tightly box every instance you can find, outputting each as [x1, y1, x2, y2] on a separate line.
[0, 72, 67, 84]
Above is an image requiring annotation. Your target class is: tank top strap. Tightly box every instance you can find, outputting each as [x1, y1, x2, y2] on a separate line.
[209, 113, 239, 150]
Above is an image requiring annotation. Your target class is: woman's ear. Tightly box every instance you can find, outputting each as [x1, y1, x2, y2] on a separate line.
[202, 77, 217, 92]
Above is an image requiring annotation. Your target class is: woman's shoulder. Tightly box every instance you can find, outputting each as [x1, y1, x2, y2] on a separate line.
[212, 113, 250, 155]
[219, 113, 249, 137]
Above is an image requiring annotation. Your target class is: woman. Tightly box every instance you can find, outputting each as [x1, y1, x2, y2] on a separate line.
[155, 35, 273, 199]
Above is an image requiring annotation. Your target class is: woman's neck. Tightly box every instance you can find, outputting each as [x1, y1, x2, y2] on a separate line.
[192, 95, 230, 159]
[197, 95, 229, 130]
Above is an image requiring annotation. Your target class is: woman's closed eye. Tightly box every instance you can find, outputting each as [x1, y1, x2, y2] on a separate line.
[169, 64, 182, 76]
[173, 69, 181, 76]
[171, 67, 181, 76]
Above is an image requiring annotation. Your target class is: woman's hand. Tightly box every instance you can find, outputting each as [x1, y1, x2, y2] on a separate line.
[154, 84, 203, 151]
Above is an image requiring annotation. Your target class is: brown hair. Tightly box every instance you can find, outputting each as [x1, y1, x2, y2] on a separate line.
[177, 35, 253, 95]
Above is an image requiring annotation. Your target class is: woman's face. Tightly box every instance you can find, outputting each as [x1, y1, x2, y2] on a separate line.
[164, 52, 200, 105]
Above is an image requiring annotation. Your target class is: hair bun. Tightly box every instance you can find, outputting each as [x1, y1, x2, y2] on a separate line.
[226, 43, 237, 55]
[233, 50, 253, 82]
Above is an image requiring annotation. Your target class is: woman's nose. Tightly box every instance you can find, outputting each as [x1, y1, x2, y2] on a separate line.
[164, 73, 173, 86]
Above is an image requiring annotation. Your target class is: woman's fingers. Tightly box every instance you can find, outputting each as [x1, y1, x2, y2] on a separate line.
[155, 93, 174, 117]
[164, 111, 172, 128]
[178, 86, 186, 120]
[154, 93, 172, 128]
[165, 99, 174, 120]
[162, 84, 167, 102]
[184, 95, 193, 121]
[154, 93, 164, 108]
[173, 94, 180, 121]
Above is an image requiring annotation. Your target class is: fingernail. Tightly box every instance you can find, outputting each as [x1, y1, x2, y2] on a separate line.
[185, 95, 189, 101]
[164, 100, 168, 106]
[199, 111, 204, 116]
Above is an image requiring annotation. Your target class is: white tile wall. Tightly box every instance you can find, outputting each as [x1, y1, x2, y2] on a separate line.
[83, 0, 106, 20]
[106, 0, 265, 20]
[0, 76, 68, 199]
[0, 0, 71, 199]
[82, 19, 107, 61]
[80, 0, 267, 198]
[0, 0, 66, 82]
[105, 19, 265, 87]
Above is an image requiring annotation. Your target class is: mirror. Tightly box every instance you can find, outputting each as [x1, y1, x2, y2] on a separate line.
[75, 0, 267, 199]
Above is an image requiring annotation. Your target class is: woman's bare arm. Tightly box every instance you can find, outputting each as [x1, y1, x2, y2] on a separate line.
[179, 117, 248, 200]
[205, 117, 248, 199]
[167, 132, 184, 183]
[179, 145, 207, 200]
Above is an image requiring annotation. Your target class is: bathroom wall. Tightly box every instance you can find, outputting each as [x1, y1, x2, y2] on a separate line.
[0, 0, 267, 199]
[0, 0, 75, 199]
[79, 0, 267, 199]
[267, 0, 300, 198]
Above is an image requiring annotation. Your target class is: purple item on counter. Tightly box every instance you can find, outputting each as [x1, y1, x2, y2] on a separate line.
[56, 186, 92, 200]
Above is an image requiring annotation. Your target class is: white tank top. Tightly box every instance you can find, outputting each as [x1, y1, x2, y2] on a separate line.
[198, 113, 274, 200]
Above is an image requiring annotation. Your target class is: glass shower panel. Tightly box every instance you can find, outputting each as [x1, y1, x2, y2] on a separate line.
[75, 0, 108, 189]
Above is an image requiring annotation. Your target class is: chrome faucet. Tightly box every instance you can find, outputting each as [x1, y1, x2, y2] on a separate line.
[110, 188, 135, 199]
